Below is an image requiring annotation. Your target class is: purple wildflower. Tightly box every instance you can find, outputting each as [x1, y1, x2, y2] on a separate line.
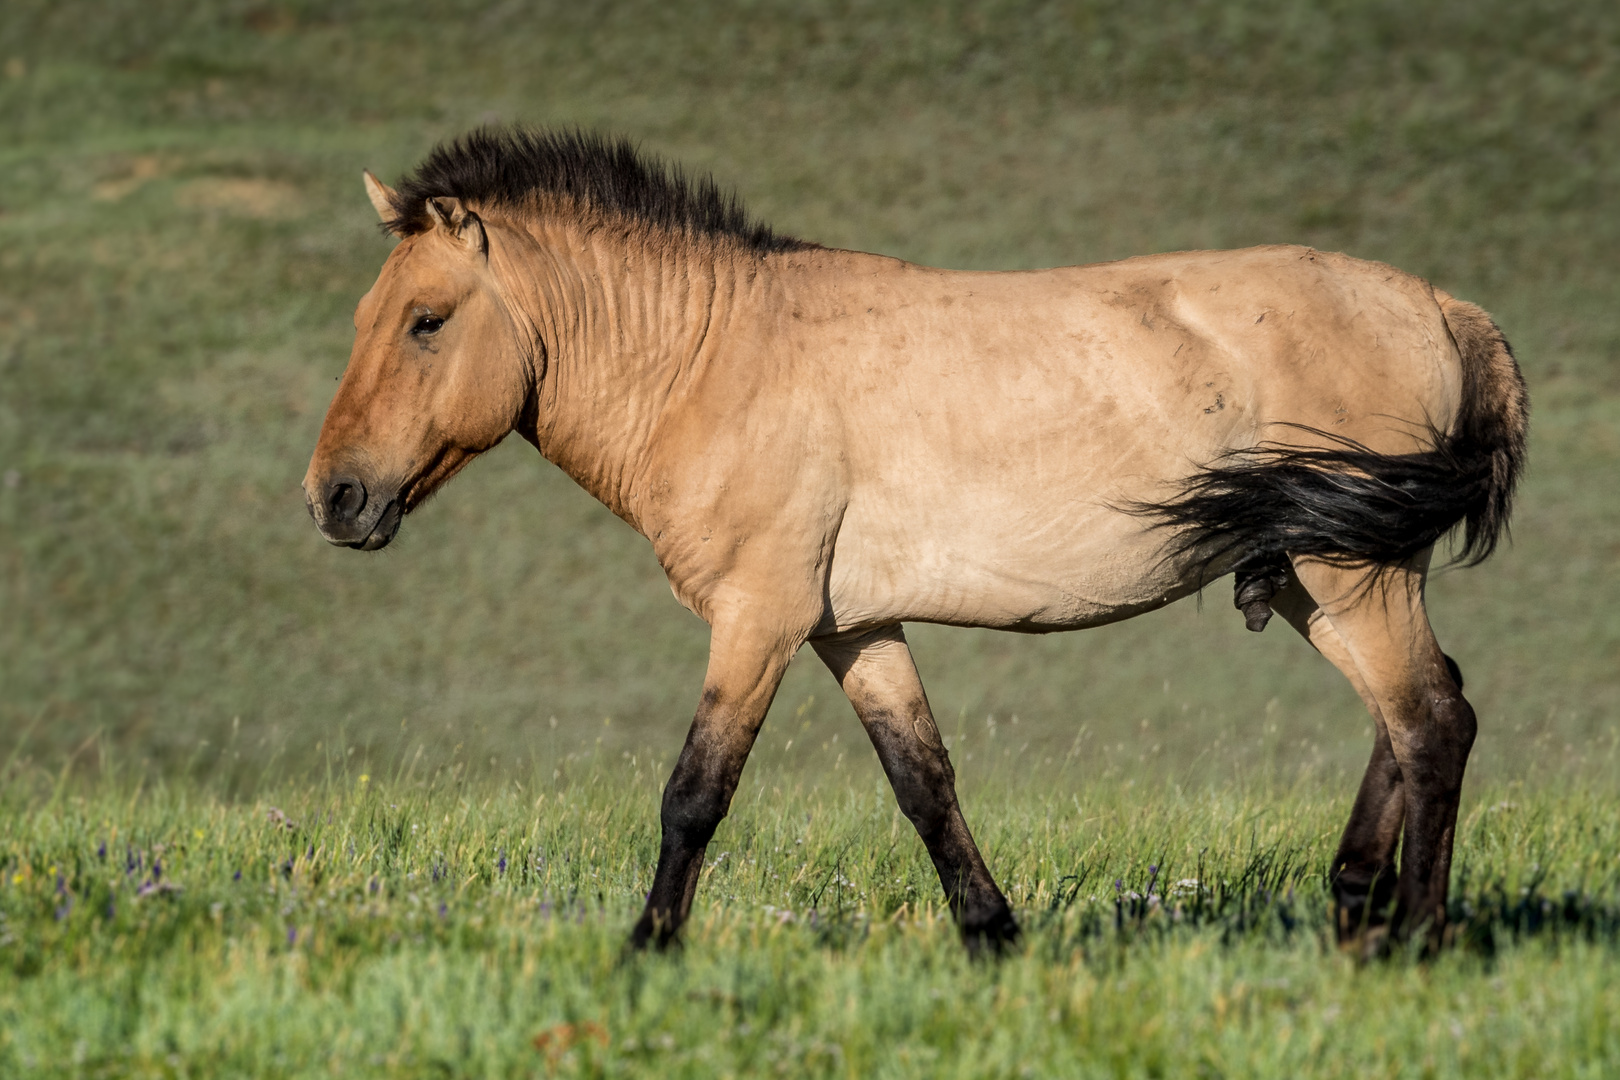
[97, 840, 107, 861]
[233, 869, 242, 882]
[437, 902, 448, 919]
[497, 851, 507, 875]
[151, 860, 162, 882]
[55, 873, 67, 896]
[287, 925, 297, 946]
[1114, 878, 1123, 892]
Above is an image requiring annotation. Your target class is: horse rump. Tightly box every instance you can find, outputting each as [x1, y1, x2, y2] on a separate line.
[1133, 297, 1529, 608]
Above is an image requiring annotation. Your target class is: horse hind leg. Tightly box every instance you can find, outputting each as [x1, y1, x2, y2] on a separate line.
[1271, 577, 1405, 948]
[1284, 554, 1476, 952]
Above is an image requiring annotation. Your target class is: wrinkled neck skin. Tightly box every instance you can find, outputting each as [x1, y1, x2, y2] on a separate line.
[487, 216, 750, 533]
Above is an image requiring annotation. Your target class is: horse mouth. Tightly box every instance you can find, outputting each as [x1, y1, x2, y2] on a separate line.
[345, 497, 403, 551]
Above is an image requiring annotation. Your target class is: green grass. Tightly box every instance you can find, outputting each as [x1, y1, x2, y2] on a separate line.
[1, 1, 1618, 1075]
[4, 769, 1620, 1078]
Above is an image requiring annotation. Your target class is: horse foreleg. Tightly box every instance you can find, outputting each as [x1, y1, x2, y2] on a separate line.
[1272, 578, 1405, 947]
[630, 619, 797, 950]
[813, 624, 1019, 953]
[1287, 556, 1476, 953]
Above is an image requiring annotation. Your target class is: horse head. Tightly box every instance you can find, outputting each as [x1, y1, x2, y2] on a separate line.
[303, 173, 530, 550]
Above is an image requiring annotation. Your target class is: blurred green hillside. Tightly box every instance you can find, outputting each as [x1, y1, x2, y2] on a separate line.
[1, 0, 1616, 791]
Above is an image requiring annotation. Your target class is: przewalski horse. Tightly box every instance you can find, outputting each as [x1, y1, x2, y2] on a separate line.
[304, 129, 1528, 954]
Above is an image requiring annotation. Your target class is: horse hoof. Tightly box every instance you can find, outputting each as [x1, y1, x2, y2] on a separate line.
[629, 912, 683, 953]
[962, 913, 1022, 957]
[1337, 922, 1392, 960]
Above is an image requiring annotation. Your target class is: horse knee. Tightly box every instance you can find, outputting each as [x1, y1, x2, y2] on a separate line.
[659, 770, 734, 847]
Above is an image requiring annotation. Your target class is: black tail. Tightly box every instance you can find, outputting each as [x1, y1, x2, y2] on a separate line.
[1133, 295, 1529, 584]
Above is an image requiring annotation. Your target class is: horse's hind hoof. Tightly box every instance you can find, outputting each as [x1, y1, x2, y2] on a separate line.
[962, 913, 1022, 958]
[1337, 922, 1392, 960]
[1334, 880, 1401, 959]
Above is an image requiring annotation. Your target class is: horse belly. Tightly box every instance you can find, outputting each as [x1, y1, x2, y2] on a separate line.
[824, 499, 1196, 633]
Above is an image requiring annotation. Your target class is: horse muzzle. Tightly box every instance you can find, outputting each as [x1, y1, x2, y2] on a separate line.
[304, 472, 404, 551]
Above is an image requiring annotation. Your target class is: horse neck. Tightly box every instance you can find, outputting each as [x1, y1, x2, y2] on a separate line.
[496, 219, 756, 529]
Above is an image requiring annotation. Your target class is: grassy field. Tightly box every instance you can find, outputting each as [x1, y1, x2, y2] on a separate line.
[4, 770, 1620, 1077]
[1, 0, 1618, 1075]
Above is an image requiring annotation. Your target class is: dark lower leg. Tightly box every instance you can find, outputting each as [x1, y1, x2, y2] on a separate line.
[1390, 685, 1476, 948]
[1331, 722, 1405, 942]
[862, 713, 1019, 949]
[631, 728, 746, 948]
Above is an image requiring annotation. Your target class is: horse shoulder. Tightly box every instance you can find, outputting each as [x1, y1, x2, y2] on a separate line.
[632, 351, 846, 632]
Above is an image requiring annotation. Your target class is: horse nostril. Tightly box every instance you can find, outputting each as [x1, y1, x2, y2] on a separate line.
[327, 478, 367, 524]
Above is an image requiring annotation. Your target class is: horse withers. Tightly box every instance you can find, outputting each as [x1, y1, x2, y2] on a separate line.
[303, 129, 1528, 955]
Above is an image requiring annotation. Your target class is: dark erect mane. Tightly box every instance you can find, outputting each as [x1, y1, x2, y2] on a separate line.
[385, 127, 813, 254]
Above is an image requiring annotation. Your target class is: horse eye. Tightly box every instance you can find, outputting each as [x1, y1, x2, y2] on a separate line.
[410, 315, 445, 336]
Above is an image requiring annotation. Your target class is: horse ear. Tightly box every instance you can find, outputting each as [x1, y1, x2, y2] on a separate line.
[362, 170, 399, 228]
[424, 197, 487, 258]
[460, 211, 488, 257]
